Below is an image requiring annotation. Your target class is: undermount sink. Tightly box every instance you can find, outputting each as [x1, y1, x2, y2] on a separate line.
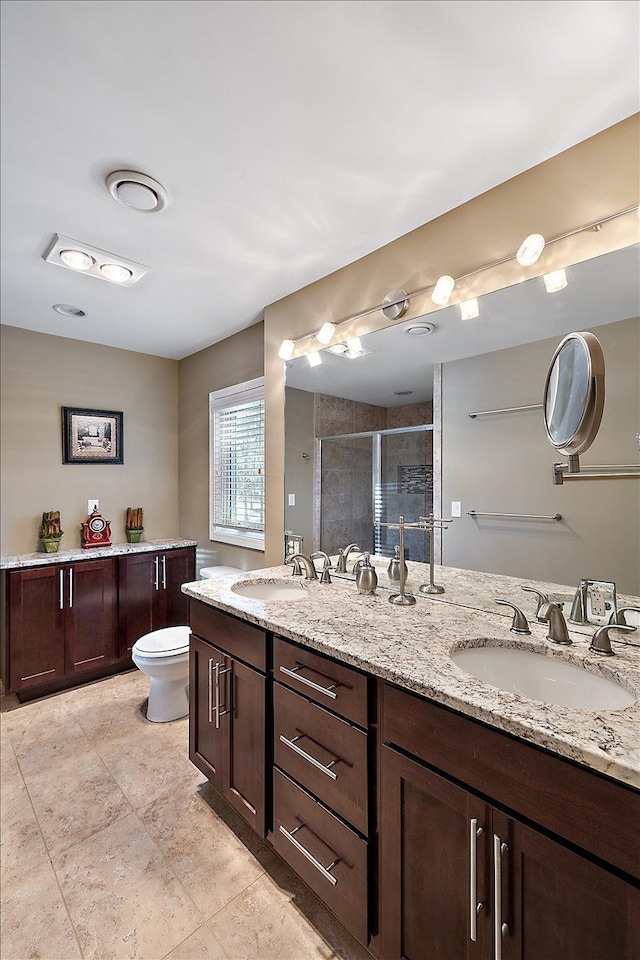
[231, 579, 308, 602]
[452, 645, 636, 710]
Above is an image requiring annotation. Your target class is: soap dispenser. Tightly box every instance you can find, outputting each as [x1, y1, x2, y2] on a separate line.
[387, 545, 407, 582]
[356, 553, 378, 595]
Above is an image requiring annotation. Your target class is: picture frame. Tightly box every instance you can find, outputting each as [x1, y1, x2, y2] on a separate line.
[62, 407, 124, 464]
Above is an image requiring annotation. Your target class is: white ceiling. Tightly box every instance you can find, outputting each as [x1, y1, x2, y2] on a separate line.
[1, 0, 638, 360]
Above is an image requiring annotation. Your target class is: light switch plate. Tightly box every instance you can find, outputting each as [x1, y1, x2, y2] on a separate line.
[288, 493, 295, 506]
[451, 501, 461, 517]
[88, 499, 99, 514]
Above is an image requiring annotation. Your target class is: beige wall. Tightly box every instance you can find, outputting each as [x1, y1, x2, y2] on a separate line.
[177, 322, 265, 575]
[264, 116, 640, 564]
[441, 317, 640, 595]
[0, 326, 179, 554]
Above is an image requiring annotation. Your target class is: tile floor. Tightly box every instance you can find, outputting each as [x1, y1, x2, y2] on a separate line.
[0, 670, 372, 960]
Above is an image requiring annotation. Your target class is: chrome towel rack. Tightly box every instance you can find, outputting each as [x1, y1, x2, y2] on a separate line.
[468, 510, 562, 522]
[468, 403, 543, 419]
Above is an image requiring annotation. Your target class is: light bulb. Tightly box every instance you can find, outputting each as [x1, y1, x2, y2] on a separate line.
[432, 275, 455, 306]
[516, 233, 545, 267]
[328, 343, 348, 354]
[316, 322, 336, 345]
[346, 337, 362, 355]
[460, 299, 479, 320]
[307, 351, 322, 367]
[543, 269, 567, 294]
[60, 249, 94, 271]
[278, 339, 295, 361]
[100, 263, 133, 283]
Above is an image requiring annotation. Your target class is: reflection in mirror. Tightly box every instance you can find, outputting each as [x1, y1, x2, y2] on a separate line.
[544, 331, 604, 454]
[284, 243, 639, 594]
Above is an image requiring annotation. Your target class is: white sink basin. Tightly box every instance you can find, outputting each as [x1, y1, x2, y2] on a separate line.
[452, 645, 635, 710]
[231, 580, 308, 602]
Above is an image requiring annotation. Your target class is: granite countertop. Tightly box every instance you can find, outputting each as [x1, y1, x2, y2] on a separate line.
[182, 562, 640, 790]
[1, 538, 197, 569]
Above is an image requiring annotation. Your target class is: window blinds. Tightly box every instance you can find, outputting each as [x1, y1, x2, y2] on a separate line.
[211, 395, 265, 533]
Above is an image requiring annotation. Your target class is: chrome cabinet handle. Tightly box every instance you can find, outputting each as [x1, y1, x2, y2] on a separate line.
[213, 661, 232, 728]
[161, 555, 167, 589]
[207, 658, 214, 723]
[59, 569, 64, 609]
[279, 734, 339, 780]
[279, 664, 338, 700]
[154, 555, 159, 591]
[279, 824, 339, 886]
[470, 819, 484, 942]
[493, 835, 509, 960]
[68, 567, 73, 608]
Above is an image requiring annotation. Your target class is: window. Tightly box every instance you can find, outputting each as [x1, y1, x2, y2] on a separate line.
[209, 377, 265, 550]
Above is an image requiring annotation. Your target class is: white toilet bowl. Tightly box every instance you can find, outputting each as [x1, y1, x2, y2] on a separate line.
[132, 626, 190, 723]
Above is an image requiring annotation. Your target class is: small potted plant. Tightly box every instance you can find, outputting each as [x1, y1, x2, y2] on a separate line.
[125, 507, 144, 543]
[39, 510, 63, 553]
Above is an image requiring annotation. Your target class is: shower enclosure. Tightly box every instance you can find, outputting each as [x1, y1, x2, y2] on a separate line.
[318, 425, 433, 562]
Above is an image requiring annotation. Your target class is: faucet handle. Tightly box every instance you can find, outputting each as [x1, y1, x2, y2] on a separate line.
[612, 606, 640, 626]
[521, 586, 550, 619]
[494, 599, 531, 635]
[589, 623, 636, 657]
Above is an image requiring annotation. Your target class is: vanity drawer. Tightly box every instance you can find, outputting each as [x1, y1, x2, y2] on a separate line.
[274, 681, 368, 834]
[272, 767, 368, 946]
[274, 635, 368, 727]
[189, 600, 266, 672]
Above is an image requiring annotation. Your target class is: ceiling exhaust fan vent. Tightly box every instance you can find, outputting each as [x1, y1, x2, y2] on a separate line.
[106, 170, 168, 213]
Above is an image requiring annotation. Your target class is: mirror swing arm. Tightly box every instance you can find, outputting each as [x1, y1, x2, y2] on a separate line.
[544, 331, 640, 485]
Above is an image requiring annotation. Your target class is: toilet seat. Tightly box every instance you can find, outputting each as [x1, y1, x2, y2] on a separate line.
[133, 625, 190, 658]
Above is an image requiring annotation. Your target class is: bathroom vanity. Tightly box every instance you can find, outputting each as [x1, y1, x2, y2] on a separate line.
[184, 563, 640, 960]
[1, 539, 195, 698]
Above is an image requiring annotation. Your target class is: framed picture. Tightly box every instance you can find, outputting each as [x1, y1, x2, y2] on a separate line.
[62, 407, 124, 464]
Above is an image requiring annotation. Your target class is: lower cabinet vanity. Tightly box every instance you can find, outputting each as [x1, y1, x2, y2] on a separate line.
[187, 594, 640, 960]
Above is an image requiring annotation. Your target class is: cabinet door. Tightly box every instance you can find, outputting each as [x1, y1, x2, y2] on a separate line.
[159, 547, 194, 628]
[189, 634, 224, 793]
[222, 654, 266, 837]
[379, 745, 491, 960]
[118, 552, 158, 656]
[65, 560, 117, 675]
[7, 566, 66, 692]
[493, 809, 640, 960]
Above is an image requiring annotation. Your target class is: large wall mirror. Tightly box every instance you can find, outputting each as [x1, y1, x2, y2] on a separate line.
[284, 242, 639, 596]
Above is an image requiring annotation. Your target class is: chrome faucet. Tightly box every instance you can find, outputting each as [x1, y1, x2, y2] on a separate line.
[589, 622, 636, 656]
[521, 586, 550, 621]
[336, 543, 360, 573]
[285, 553, 318, 580]
[538, 601, 571, 645]
[310, 551, 332, 584]
[611, 606, 640, 627]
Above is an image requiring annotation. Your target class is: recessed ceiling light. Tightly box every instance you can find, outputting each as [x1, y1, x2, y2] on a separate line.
[60, 249, 94, 271]
[100, 263, 133, 284]
[403, 321, 436, 337]
[106, 170, 168, 212]
[328, 343, 348, 354]
[53, 303, 86, 317]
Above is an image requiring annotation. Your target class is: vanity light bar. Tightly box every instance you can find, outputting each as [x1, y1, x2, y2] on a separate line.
[276, 204, 637, 362]
[43, 234, 150, 286]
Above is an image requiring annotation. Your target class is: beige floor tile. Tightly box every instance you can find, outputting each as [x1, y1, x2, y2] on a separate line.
[54, 811, 202, 960]
[9, 714, 92, 779]
[0, 778, 50, 883]
[163, 923, 229, 960]
[140, 782, 266, 920]
[0, 858, 82, 960]
[0, 724, 21, 782]
[24, 746, 132, 855]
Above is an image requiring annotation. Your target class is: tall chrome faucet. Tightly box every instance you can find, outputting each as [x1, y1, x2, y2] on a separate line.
[538, 601, 571, 645]
[285, 553, 318, 580]
[336, 543, 361, 573]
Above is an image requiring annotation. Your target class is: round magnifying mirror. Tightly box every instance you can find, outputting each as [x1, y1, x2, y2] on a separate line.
[543, 331, 605, 456]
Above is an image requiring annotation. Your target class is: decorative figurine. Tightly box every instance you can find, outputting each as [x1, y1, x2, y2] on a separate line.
[81, 508, 112, 548]
[39, 510, 63, 553]
[125, 506, 144, 543]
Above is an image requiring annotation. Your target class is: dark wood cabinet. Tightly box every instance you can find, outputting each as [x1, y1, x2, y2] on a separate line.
[7, 559, 117, 693]
[189, 601, 267, 837]
[378, 684, 640, 960]
[118, 546, 194, 656]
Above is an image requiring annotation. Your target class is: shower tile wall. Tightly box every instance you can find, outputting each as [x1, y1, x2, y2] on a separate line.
[379, 430, 433, 562]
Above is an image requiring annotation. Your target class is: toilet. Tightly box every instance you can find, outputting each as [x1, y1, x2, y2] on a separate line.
[132, 566, 240, 722]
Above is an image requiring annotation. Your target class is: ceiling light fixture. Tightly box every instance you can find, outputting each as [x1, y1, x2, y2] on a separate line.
[404, 322, 435, 337]
[460, 299, 479, 320]
[307, 351, 322, 367]
[516, 233, 546, 266]
[328, 343, 348, 354]
[346, 337, 362, 355]
[543, 268, 568, 293]
[316, 322, 336, 345]
[382, 289, 409, 320]
[53, 303, 86, 317]
[278, 339, 296, 361]
[43, 234, 149, 286]
[60, 249, 94, 271]
[106, 170, 168, 213]
[431, 275, 455, 306]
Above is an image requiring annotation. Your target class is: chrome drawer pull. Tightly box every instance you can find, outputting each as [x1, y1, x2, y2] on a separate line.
[207, 658, 214, 723]
[469, 819, 484, 942]
[279, 823, 339, 886]
[493, 835, 509, 960]
[279, 734, 339, 780]
[279, 664, 338, 699]
[59, 569, 64, 610]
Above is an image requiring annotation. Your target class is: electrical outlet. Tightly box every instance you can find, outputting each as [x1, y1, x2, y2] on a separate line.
[451, 501, 461, 517]
[88, 499, 99, 514]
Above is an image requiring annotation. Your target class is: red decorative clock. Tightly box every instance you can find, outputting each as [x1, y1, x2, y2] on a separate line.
[81, 509, 112, 548]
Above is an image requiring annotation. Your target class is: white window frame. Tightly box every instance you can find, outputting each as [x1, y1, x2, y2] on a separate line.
[209, 377, 265, 551]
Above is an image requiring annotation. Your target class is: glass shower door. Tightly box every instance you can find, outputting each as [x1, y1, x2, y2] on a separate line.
[375, 427, 433, 562]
